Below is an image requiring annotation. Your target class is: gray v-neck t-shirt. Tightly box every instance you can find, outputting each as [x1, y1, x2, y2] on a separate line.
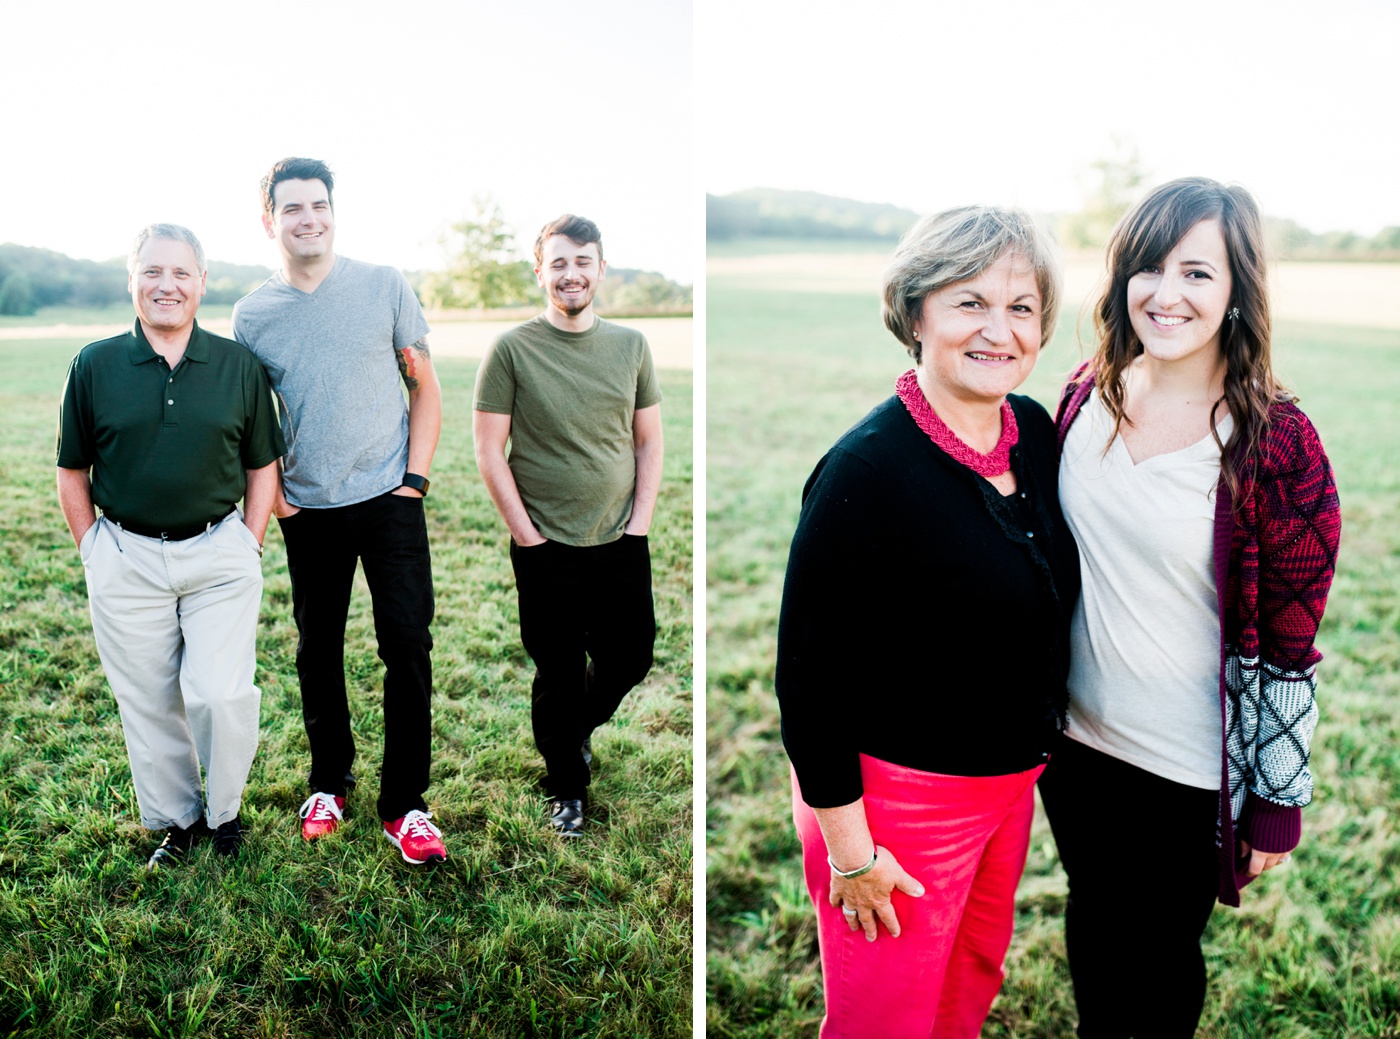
[232, 256, 430, 508]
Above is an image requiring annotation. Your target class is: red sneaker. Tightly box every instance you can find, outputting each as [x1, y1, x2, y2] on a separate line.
[383, 810, 447, 865]
[299, 792, 346, 840]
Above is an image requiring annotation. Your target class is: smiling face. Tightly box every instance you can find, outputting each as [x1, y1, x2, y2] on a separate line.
[912, 250, 1042, 409]
[1127, 218, 1233, 368]
[129, 237, 206, 336]
[536, 234, 605, 322]
[263, 177, 336, 266]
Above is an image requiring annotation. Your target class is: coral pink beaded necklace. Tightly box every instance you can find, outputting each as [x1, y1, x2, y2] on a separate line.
[895, 369, 1018, 478]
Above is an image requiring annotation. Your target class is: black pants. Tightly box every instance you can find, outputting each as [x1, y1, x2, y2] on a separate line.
[509, 535, 655, 800]
[278, 492, 435, 821]
[1038, 736, 1220, 1039]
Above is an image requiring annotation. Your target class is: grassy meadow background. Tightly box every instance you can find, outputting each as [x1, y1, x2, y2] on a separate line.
[0, 323, 693, 1038]
[705, 241, 1400, 1037]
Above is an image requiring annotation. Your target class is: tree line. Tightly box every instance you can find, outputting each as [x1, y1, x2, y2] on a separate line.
[708, 184, 1400, 262]
[1, 199, 692, 318]
[0, 244, 274, 317]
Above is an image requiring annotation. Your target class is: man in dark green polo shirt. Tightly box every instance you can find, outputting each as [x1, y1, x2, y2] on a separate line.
[56, 223, 285, 868]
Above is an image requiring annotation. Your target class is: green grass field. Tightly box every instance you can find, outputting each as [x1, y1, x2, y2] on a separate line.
[0, 339, 693, 1038]
[705, 257, 1400, 1037]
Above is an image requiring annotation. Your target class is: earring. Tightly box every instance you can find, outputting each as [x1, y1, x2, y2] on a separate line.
[1228, 307, 1240, 322]
[913, 331, 919, 340]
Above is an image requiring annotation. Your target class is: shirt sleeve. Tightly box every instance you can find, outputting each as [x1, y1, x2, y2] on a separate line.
[1243, 410, 1340, 821]
[775, 446, 882, 809]
[240, 354, 287, 470]
[56, 352, 93, 469]
[392, 270, 432, 352]
[473, 336, 517, 415]
[1254, 410, 1341, 673]
[230, 298, 247, 345]
[634, 336, 662, 410]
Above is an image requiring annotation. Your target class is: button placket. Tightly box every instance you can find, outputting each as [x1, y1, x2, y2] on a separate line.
[162, 362, 179, 425]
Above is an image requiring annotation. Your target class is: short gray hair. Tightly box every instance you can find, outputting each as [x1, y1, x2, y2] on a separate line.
[881, 206, 1061, 362]
[127, 223, 207, 276]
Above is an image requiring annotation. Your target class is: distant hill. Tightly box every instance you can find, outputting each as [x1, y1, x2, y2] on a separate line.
[0, 243, 275, 315]
[0, 244, 127, 314]
[707, 188, 1400, 261]
[707, 189, 918, 241]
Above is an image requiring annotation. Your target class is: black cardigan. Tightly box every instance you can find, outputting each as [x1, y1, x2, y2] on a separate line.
[776, 393, 1081, 808]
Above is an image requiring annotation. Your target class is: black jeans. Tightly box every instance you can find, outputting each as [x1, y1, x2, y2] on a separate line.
[278, 492, 435, 821]
[509, 535, 655, 800]
[1038, 736, 1221, 1039]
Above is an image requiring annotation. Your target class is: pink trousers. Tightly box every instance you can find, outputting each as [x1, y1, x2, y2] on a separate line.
[793, 755, 1044, 1039]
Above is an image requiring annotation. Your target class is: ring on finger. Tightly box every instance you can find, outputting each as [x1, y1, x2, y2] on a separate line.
[842, 906, 858, 917]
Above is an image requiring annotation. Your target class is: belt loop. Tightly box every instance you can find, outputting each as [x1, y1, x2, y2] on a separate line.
[110, 518, 124, 554]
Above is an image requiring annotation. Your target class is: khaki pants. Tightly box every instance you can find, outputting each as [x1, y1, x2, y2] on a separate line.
[82, 512, 264, 830]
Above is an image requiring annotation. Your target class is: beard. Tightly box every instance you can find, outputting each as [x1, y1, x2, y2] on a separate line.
[550, 280, 596, 317]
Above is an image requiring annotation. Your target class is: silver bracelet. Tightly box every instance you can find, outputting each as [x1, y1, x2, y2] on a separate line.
[828, 849, 877, 879]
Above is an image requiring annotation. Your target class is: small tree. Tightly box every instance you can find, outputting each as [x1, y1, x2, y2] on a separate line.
[424, 198, 536, 310]
[1370, 226, 1400, 254]
[597, 271, 693, 315]
[1059, 138, 1150, 250]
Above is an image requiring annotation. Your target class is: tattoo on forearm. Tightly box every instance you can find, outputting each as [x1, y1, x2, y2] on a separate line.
[397, 350, 418, 390]
[397, 338, 429, 390]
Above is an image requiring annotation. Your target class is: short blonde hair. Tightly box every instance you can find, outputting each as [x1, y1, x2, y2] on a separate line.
[881, 206, 1061, 361]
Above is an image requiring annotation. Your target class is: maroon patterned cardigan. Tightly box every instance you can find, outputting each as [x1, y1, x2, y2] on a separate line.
[1056, 364, 1341, 907]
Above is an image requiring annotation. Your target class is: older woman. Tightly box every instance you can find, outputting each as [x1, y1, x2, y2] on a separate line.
[776, 206, 1080, 1038]
[1040, 178, 1341, 1037]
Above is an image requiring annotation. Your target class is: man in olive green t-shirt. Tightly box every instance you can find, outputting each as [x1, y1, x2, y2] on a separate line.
[56, 224, 284, 868]
[473, 214, 663, 838]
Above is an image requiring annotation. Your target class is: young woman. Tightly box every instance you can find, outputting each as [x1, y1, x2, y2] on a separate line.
[1040, 177, 1342, 1037]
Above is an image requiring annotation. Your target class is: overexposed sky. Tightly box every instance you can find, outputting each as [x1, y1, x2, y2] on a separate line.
[1, 1, 693, 281]
[698, 0, 1399, 236]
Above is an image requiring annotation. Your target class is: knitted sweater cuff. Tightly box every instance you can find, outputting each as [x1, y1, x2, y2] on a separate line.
[1244, 795, 1302, 854]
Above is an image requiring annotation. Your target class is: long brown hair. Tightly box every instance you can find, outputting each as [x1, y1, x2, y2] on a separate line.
[1090, 177, 1290, 499]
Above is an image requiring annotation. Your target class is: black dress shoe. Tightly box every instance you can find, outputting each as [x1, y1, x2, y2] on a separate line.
[549, 799, 586, 838]
[147, 818, 206, 869]
[212, 816, 244, 858]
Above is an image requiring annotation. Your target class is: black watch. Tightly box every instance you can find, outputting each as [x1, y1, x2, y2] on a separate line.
[401, 473, 430, 497]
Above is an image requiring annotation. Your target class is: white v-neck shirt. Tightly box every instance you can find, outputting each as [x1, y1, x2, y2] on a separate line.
[1059, 392, 1232, 789]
